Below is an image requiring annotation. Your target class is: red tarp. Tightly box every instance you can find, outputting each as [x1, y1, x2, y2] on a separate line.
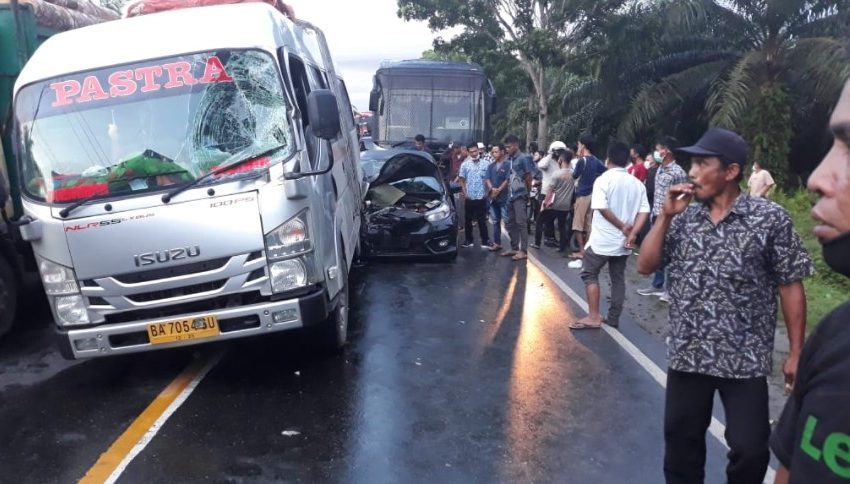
[123, 0, 295, 19]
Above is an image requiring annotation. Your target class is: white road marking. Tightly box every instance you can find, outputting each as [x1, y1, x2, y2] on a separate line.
[526, 251, 777, 483]
[104, 350, 223, 484]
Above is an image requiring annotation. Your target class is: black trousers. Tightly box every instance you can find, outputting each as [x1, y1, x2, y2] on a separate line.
[464, 198, 490, 245]
[537, 194, 555, 238]
[664, 369, 770, 484]
[534, 209, 570, 250]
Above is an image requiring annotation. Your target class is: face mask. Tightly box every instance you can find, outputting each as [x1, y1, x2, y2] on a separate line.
[822, 231, 850, 278]
[653, 151, 663, 163]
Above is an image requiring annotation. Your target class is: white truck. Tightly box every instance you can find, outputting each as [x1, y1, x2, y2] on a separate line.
[10, 2, 364, 358]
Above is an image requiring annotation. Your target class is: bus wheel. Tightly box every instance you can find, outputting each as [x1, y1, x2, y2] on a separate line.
[0, 257, 18, 337]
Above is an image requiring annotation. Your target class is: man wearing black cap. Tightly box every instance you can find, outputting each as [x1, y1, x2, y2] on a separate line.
[637, 128, 814, 483]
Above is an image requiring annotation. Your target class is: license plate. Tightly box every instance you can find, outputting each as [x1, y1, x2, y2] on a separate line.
[146, 316, 219, 344]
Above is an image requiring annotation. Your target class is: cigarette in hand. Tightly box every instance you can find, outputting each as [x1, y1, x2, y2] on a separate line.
[676, 192, 689, 201]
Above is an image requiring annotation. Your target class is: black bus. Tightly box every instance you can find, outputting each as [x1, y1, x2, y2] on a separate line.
[368, 60, 496, 155]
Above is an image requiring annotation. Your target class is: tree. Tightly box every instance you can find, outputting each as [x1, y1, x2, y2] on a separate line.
[617, 0, 850, 185]
[397, 0, 624, 146]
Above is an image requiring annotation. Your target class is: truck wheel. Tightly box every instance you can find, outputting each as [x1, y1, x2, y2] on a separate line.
[317, 263, 349, 353]
[0, 257, 18, 337]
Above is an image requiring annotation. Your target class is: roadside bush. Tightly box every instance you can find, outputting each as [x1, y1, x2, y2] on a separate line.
[773, 189, 850, 327]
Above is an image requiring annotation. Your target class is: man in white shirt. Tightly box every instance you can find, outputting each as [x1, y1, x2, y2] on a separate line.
[747, 161, 775, 198]
[537, 140, 567, 245]
[569, 142, 650, 329]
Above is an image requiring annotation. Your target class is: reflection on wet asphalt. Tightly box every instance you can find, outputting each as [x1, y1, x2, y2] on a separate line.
[0, 250, 728, 483]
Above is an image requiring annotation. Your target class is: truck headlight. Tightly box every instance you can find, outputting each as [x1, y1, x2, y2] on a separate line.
[270, 259, 307, 293]
[37, 258, 79, 295]
[56, 295, 90, 326]
[425, 202, 451, 223]
[265, 209, 311, 260]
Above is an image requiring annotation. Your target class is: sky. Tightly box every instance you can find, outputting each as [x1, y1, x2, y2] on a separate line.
[288, 0, 450, 111]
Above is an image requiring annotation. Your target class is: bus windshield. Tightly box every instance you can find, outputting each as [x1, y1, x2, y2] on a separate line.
[384, 89, 474, 145]
[15, 49, 295, 204]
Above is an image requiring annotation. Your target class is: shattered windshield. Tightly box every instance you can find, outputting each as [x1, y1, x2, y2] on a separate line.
[15, 50, 294, 204]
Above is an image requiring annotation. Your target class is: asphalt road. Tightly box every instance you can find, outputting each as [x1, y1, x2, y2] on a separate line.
[0, 248, 735, 483]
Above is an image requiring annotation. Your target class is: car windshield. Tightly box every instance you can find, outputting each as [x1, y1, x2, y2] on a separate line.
[389, 177, 442, 194]
[15, 49, 294, 204]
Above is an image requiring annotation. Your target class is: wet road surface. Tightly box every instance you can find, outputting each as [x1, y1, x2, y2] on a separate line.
[0, 249, 732, 483]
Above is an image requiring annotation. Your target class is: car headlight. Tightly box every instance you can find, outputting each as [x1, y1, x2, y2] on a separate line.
[270, 259, 307, 293]
[425, 202, 451, 223]
[265, 209, 312, 260]
[38, 258, 79, 295]
[56, 295, 90, 326]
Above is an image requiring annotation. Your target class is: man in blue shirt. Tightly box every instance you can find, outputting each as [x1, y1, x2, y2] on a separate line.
[501, 134, 535, 260]
[458, 143, 492, 248]
[571, 133, 607, 261]
[485, 144, 510, 251]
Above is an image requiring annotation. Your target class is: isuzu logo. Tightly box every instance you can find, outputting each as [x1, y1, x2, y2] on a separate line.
[133, 246, 201, 267]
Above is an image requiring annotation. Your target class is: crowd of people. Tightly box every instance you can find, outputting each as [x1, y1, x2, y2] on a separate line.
[427, 100, 849, 483]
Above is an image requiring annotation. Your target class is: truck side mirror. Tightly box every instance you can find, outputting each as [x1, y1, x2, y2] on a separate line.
[306, 89, 341, 140]
[369, 90, 379, 112]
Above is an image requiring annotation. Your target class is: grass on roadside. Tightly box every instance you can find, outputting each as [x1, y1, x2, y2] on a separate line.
[773, 189, 850, 329]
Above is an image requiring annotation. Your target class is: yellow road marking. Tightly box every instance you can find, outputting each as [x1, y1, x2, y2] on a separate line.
[80, 352, 220, 483]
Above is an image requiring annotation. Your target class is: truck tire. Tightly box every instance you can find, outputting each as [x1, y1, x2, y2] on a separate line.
[0, 256, 18, 337]
[317, 261, 349, 353]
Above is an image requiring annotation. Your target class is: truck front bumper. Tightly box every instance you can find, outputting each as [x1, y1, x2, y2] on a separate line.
[55, 289, 329, 360]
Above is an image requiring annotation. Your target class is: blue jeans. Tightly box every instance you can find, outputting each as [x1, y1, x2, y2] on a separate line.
[653, 269, 665, 289]
[650, 214, 665, 289]
[490, 199, 508, 245]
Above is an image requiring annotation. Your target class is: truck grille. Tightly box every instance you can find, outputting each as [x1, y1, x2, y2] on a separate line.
[126, 279, 227, 303]
[112, 257, 231, 284]
[80, 251, 268, 316]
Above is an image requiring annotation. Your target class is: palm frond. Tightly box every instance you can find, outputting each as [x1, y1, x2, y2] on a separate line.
[788, 11, 849, 39]
[618, 59, 730, 139]
[663, 0, 755, 41]
[631, 50, 738, 81]
[785, 37, 850, 107]
[707, 52, 762, 129]
[561, 79, 601, 115]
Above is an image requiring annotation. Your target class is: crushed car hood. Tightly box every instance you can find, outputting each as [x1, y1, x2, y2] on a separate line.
[370, 152, 441, 187]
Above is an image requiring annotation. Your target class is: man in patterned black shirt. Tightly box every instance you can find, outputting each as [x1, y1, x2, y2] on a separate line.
[638, 128, 814, 484]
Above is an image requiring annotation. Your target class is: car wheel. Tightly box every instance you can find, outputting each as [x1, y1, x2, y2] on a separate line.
[0, 257, 18, 338]
[317, 262, 349, 353]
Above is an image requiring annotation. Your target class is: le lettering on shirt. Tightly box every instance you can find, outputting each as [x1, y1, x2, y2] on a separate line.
[770, 301, 850, 483]
[586, 167, 650, 256]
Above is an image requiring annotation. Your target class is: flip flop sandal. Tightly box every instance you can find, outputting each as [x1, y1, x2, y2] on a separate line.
[512, 254, 528, 261]
[501, 251, 517, 257]
[568, 321, 603, 330]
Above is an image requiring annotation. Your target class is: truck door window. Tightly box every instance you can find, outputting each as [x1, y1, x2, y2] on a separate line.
[287, 55, 320, 168]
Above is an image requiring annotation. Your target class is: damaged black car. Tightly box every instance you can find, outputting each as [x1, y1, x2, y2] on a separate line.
[360, 149, 458, 260]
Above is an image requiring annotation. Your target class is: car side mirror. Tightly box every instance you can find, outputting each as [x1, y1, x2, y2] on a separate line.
[307, 89, 340, 140]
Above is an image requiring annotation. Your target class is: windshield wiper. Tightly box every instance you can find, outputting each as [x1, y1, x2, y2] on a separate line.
[58, 190, 111, 219]
[161, 144, 287, 204]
